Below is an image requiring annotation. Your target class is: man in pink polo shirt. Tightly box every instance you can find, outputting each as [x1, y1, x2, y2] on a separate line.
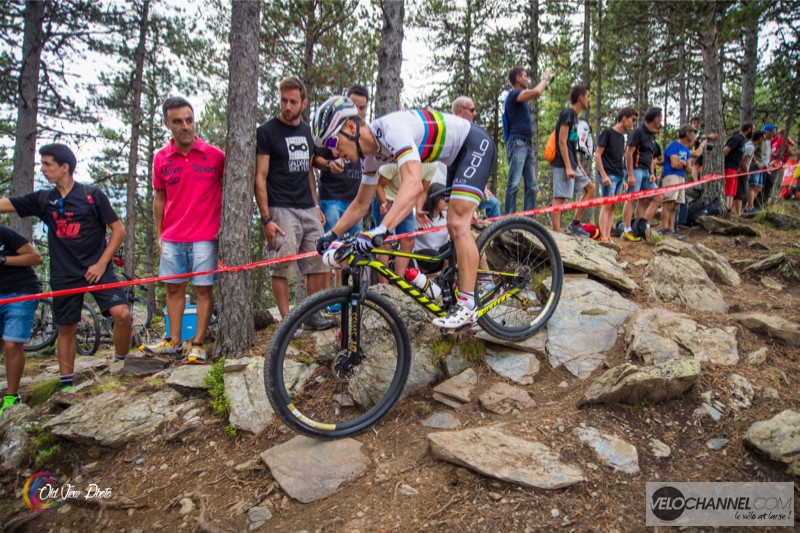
[144, 97, 225, 364]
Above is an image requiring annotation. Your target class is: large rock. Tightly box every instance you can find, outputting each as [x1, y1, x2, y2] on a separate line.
[744, 252, 787, 273]
[474, 329, 547, 356]
[546, 279, 639, 378]
[574, 426, 640, 474]
[428, 425, 585, 489]
[731, 313, 800, 347]
[624, 309, 738, 366]
[698, 215, 762, 236]
[44, 391, 197, 447]
[433, 369, 478, 405]
[45, 356, 108, 378]
[478, 383, 535, 414]
[761, 211, 800, 230]
[744, 410, 800, 474]
[643, 255, 727, 314]
[548, 231, 638, 292]
[484, 347, 540, 385]
[577, 359, 700, 407]
[655, 240, 740, 286]
[167, 365, 211, 393]
[122, 355, 171, 377]
[260, 436, 368, 503]
[224, 357, 274, 434]
[0, 404, 41, 468]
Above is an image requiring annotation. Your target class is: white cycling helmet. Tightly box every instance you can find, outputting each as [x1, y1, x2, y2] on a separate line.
[312, 96, 359, 148]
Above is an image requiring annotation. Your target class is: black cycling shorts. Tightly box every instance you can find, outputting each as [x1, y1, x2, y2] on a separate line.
[446, 124, 497, 205]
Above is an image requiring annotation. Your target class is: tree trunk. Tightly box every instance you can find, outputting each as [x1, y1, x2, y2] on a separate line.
[375, 0, 404, 117]
[302, 2, 315, 122]
[699, 0, 726, 212]
[739, 15, 758, 125]
[216, 0, 260, 358]
[581, 0, 590, 121]
[527, 0, 540, 171]
[679, 40, 686, 125]
[124, 0, 150, 277]
[595, 0, 603, 133]
[10, 0, 45, 241]
[144, 103, 157, 313]
[462, 0, 472, 95]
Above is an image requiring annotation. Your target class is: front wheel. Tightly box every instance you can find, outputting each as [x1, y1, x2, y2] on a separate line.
[24, 299, 58, 352]
[76, 303, 101, 356]
[265, 287, 411, 440]
[475, 216, 563, 340]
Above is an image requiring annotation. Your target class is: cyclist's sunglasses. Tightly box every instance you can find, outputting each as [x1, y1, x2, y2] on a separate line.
[324, 135, 339, 150]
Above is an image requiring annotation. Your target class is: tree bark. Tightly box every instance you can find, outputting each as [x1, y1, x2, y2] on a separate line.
[216, 0, 260, 358]
[739, 15, 758, 126]
[595, 0, 603, 133]
[678, 40, 686, 125]
[699, 0, 726, 212]
[124, 0, 150, 277]
[375, 0, 404, 117]
[527, 0, 540, 171]
[144, 101, 157, 313]
[10, 0, 45, 241]
[581, 0, 590, 121]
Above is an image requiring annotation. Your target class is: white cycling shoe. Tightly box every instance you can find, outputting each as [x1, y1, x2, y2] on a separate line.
[432, 303, 477, 331]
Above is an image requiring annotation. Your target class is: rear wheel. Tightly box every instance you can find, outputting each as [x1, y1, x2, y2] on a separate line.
[76, 303, 101, 356]
[24, 299, 57, 352]
[475, 216, 563, 340]
[265, 287, 411, 440]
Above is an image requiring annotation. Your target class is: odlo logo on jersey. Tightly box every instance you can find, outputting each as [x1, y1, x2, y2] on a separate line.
[464, 139, 491, 179]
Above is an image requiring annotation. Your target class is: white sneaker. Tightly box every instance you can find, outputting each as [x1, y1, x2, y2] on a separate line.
[432, 303, 477, 331]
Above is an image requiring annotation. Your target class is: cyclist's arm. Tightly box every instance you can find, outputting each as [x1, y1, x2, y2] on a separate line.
[416, 179, 431, 213]
[5, 242, 42, 266]
[0, 198, 16, 213]
[379, 160, 423, 232]
[331, 183, 375, 237]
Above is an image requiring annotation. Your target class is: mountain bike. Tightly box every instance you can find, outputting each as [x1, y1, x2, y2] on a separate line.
[24, 298, 57, 352]
[265, 215, 563, 440]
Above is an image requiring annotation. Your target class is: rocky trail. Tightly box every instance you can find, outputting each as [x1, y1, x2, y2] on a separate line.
[1, 207, 800, 532]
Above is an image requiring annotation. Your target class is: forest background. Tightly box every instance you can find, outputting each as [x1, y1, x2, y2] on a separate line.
[0, 0, 798, 356]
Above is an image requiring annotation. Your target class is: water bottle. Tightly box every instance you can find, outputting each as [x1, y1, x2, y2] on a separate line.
[405, 268, 441, 299]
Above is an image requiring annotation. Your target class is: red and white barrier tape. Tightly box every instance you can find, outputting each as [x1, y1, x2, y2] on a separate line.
[0, 166, 776, 306]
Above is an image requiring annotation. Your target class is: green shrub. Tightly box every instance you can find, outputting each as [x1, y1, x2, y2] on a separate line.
[28, 377, 60, 407]
[205, 358, 230, 417]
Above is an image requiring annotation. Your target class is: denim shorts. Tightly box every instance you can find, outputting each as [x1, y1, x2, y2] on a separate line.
[160, 240, 219, 286]
[0, 295, 38, 343]
[371, 197, 416, 236]
[320, 199, 361, 236]
[632, 168, 658, 192]
[748, 172, 764, 188]
[598, 173, 624, 197]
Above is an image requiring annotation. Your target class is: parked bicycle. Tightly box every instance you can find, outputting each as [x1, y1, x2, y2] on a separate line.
[77, 272, 154, 356]
[265, 215, 563, 440]
[24, 296, 100, 355]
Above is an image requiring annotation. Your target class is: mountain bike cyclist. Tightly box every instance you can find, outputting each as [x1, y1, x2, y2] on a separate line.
[313, 96, 497, 330]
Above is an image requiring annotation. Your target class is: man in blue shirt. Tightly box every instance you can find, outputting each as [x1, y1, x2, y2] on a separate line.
[661, 125, 696, 238]
[502, 66, 554, 214]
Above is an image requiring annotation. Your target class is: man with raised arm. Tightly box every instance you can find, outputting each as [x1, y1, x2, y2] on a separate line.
[312, 97, 496, 330]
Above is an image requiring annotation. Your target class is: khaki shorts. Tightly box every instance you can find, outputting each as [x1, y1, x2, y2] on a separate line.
[267, 206, 328, 277]
[662, 174, 685, 203]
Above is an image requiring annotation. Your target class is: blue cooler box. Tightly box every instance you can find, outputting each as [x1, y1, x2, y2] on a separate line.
[164, 305, 198, 341]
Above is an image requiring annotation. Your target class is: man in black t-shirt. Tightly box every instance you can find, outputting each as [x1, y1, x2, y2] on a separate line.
[722, 122, 754, 210]
[550, 84, 595, 235]
[594, 107, 638, 241]
[254, 77, 332, 330]
[0, 225, 42, 414]
[622, 107, 664, 241]
[0, 144, 131, 392]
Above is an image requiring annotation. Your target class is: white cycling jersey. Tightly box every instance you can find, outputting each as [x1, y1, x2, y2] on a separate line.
[361, 110, 472, 185]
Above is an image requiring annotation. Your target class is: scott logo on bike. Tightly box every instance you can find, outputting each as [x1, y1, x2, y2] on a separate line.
[463, 139, 491, 179]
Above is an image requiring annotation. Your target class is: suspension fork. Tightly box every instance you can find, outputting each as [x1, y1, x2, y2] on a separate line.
[342, 267, 369, 357]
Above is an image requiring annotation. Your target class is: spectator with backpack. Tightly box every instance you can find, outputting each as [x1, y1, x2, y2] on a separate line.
[502, 66, 555, 214]
[0, 144, 132, 391]
[550, 84, 596, 236]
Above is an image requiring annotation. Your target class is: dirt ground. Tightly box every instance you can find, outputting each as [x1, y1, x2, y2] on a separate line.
[2, 207, 800, 532]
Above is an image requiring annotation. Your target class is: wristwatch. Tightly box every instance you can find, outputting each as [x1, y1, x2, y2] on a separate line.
[0, 255, 6, 265]
[260, 215, 271, 225]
